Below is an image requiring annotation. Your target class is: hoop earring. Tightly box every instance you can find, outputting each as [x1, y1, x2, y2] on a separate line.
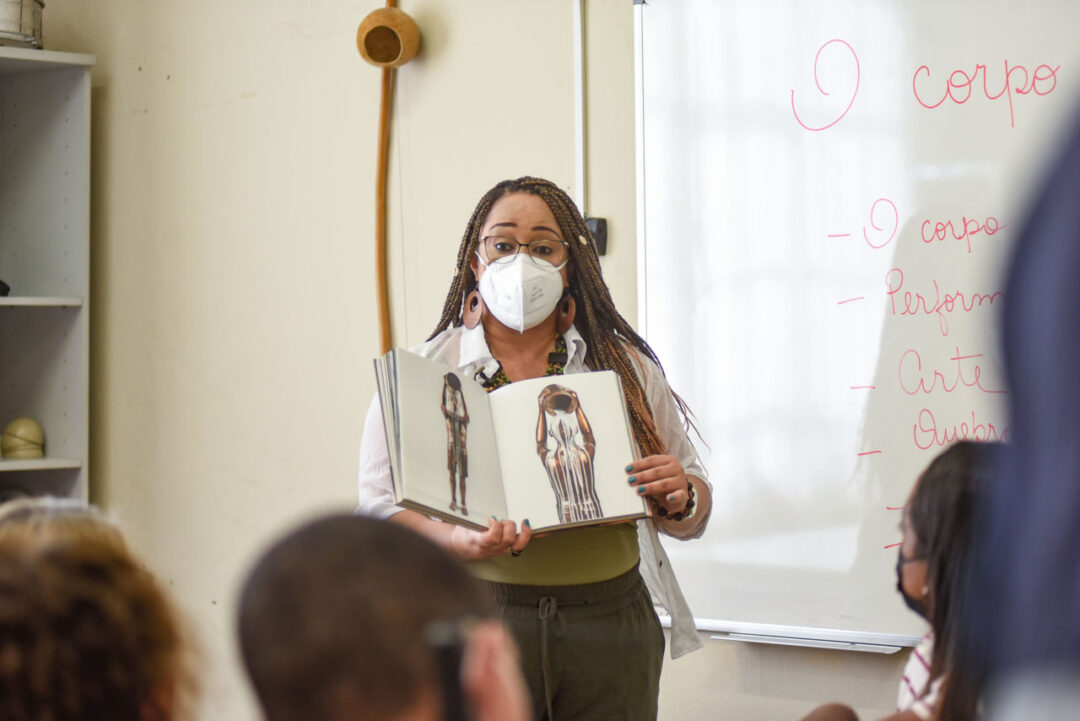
[556, 294, 576, 334]
[463, 290, 485, 329]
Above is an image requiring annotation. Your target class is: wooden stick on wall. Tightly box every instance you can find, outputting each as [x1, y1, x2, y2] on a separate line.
[375, 65, 393, 354]
[357, 2, 420, 354]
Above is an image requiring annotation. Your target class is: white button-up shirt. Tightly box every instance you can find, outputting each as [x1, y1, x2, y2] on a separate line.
[357, 323, 708, 658]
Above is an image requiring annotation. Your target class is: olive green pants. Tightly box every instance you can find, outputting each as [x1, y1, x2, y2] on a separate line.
[485, 565, 665, 721]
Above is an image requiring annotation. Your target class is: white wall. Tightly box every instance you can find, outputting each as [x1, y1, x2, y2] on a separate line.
[43, 1, 901, 719]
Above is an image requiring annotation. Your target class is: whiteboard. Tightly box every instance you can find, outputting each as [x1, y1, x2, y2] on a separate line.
[636, 0, 1080, 645]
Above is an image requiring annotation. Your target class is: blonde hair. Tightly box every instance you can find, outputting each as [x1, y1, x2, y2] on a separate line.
[0, 496, 127, 550]
[0, 498, 195, 721]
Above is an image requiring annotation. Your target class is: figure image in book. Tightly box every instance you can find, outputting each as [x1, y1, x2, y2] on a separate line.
[536, 384, 603, 523]
[441, 372, 470, 514]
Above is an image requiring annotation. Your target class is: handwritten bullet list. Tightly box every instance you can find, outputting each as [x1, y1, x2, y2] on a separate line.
[792, 38, 1028, 464]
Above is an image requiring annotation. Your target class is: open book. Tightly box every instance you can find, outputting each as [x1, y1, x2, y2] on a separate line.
[375, 349, 649, 532]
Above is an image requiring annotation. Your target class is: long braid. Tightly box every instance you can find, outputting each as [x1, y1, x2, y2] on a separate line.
[429, 177, 697, 457]
[429, 192, 501, 334]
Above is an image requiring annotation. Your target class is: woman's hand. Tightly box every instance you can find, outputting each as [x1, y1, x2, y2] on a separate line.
[626, 454, 690, 514]
[450, 517, 533, 560]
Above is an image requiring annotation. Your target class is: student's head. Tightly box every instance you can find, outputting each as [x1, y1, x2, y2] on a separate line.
[237, 514, 520, 721]
[0, 496, 127, 550]
[0, 531, 190, 721]
[897, 441, 995, 622]
[897, 441, 1001, 719]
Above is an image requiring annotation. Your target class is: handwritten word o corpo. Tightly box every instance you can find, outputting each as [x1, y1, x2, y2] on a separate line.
[921, 214, 1004, 254]
[898, 347, 1005, 396]
[912, 60, 1060, 128]
[885, 268, 1004, 336]
[913, 408, 1010, 450]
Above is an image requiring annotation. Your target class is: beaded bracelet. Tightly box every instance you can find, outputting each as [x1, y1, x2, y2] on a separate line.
[655, 480, 696, 522]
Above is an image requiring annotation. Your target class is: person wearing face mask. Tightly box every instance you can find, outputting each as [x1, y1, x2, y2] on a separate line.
[357, 176, 712, 721]
[799, 440, 997, 721]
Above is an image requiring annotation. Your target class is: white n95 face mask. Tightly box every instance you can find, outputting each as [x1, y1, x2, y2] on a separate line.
[476, 253, 566, 333]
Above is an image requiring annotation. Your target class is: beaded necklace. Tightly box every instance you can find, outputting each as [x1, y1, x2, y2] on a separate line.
[480, 334, 567, 392]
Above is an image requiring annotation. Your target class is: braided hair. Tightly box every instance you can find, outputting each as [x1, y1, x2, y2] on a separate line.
[429, 176, 694, 457]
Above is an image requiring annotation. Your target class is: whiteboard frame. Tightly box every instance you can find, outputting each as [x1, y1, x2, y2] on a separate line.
[634, 3, 649, 338]
[655, 612, 921, 652]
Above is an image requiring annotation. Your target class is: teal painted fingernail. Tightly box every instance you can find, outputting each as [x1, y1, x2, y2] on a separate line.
[628, 476, 637, 484]
[524, 519, 531, 527]
[625, 465, 634, 472]
[637, 486, 646, 494]
[667, 494, 676, 502]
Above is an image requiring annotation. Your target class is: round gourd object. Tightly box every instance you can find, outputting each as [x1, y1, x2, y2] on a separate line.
[1, 417, 44, 459]
[356, 7, 420, 68]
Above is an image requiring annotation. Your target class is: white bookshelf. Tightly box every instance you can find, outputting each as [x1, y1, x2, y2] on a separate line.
[0, 297, 82, 307]
[0, 458, 82, 472]
[0, 46, 93, 503]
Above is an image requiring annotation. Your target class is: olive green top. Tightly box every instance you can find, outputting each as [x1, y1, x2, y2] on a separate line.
[467, 521, 639, 586]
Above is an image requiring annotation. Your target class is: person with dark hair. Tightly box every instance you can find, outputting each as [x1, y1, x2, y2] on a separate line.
[236, 514, 529, 721]
[800, 441, 996, 721]
[358, 177, 712, 720]
[0, 503, 193, 721]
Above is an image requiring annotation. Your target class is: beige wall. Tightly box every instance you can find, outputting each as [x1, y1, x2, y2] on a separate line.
[44, 1, 901, 719]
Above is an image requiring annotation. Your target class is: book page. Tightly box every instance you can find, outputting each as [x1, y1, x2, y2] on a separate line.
[375, 353, 402, 486]
[390, 351, 507, 528]
[488, 371, 647, 532]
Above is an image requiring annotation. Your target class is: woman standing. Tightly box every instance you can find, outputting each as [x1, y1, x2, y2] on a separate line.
[358, 177, 711, 721]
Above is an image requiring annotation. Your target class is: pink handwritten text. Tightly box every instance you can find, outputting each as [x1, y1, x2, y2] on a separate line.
[921, 214, 1004, 254]
[899, 347, 1006, 396]
[792, 39, 860, 132]
[863, 198, 899, 249]
[885, 267, 1004, 336]
[914, 408, 1010, 449]
[913, 59, 1060, 128]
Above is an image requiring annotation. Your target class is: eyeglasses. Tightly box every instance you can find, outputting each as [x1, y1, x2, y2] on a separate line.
[479, 235, 569, 268]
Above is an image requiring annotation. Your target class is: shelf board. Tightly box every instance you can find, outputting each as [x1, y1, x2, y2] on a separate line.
[0, 458, 82, 472]
[0, 296, 83, 307]
[0, 46, 95, 75]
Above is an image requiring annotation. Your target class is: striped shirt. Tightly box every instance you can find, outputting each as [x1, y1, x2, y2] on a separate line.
[897, 632, 943, 720]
